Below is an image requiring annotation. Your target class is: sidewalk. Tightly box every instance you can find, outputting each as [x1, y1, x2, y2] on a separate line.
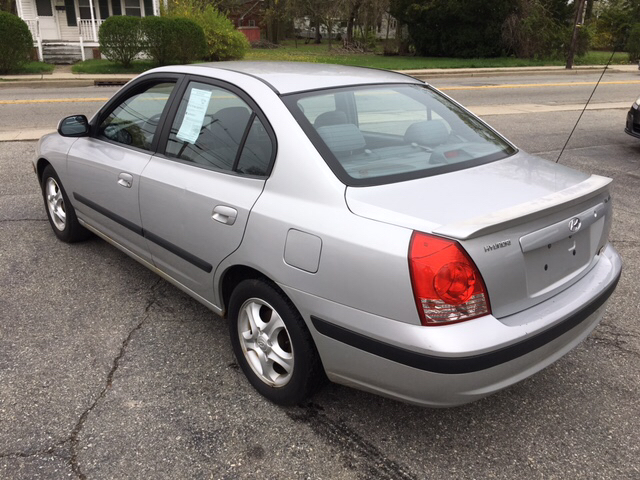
[0, 63, 638, 88]
[0, 64, 136, 88]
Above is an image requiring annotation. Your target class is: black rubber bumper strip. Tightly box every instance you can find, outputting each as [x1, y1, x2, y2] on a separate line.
[74, 192, 213, 273]
[311, 272, 620, 375]
[74, 193, 143, 236]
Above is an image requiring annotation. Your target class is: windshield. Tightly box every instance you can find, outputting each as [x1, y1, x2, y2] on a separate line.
[283, 84, 517, 186]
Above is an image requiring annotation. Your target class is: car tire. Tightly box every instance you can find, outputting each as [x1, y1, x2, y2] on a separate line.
[41, 165, 91, 243]
[228, 279, 324, 406]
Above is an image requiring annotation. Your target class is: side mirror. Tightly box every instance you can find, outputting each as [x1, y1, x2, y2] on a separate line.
[58, 115, 90, 137]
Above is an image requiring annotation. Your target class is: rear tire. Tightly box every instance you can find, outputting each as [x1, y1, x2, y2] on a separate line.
[228, 279, 324, 406]
[41, 165, 91, 243]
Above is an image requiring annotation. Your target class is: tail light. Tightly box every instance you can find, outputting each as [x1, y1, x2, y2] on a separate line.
[409, 232, 491, 326]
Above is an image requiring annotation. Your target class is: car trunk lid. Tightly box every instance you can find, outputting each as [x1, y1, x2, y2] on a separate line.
[345, 152, 613, 319]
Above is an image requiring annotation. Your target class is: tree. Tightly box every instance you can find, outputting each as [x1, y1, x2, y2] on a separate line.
[594, 0, 640, 49]
[0, 0, 16, 14]
[390, 0, 515, 57]
[502, 0, 569, 59]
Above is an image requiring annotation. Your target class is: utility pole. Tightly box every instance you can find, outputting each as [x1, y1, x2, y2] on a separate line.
[566, 0, 587, 69]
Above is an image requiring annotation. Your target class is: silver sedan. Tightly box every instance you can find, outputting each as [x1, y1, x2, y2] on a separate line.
[35, 62, 622, 407]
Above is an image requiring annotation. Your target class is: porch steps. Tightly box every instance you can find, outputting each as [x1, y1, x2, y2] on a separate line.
[42, 43, 83, 65]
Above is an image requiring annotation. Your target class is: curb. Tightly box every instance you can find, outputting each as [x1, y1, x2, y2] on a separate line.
[0, 77, 134, 89]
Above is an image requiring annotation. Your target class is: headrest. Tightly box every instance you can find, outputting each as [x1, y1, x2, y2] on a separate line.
[404, 120, 450, 147]
[317, 124, 366, 153]
[314, 110, 348, 129]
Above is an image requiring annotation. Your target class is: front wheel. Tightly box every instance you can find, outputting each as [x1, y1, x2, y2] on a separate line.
[41, 165, 91, 243]
[228, 279, 324, 405]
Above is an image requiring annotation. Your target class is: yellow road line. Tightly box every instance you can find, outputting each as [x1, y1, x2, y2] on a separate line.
[0, 97, 109, 105]
[439, 80, 640, 91]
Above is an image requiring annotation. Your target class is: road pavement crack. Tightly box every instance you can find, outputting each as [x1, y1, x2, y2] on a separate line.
[287, 403, 417, 480]
[588, 323, 640, 359]
[0, 440, 68, 460]
[67, 278, 164, 479]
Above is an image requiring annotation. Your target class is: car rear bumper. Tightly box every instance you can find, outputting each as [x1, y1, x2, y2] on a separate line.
[282, 244, 622, 407]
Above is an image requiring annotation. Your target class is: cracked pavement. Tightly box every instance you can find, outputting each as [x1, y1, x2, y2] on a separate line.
[1, 108, 639, 479]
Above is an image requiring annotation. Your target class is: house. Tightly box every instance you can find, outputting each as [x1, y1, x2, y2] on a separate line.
[228, 0, 263, 44]
[15, 0, 162, 63]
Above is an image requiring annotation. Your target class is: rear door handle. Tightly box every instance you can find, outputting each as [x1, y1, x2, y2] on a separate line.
[212, 205, 238, 225]
[117, 172, 133, 188]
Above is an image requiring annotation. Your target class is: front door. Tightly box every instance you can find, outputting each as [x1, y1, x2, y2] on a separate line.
[36, 0, 58, 39]
[139, 79, 275, 303]
[65, 79, 179, 263]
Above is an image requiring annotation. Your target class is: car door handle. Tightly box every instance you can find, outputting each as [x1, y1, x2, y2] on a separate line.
[212, 205, 238, 225]
[117, 172, 133, 188]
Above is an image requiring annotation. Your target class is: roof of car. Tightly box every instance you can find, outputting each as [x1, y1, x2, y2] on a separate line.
[163, 62, 423, 95]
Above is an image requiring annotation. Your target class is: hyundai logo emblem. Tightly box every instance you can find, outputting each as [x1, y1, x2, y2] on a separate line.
[568, 217, 581, 232]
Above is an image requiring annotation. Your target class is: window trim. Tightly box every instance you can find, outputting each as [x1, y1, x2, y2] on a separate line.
[91, 73, 185, 155]
[282, 83, 518, 187]
[155, 74, 278, 179]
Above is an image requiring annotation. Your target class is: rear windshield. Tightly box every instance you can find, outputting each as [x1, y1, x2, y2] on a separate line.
[283, 84, 517, 186]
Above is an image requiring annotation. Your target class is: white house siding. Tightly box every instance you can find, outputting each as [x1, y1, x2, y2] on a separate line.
[57, 10, 78, 41]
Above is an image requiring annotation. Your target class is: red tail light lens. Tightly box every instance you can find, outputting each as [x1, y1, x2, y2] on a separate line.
[409, 232, 491, 326]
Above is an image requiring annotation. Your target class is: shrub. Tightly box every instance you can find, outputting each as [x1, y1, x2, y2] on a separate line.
[502, 1, 565, 59]
[170, 17, 206, 64]
[142, 16, 175, 66]
[99, 16, 144, 68]
[0, 12, 34, 74]
[141, 16, 205, 66]
[627, 24, 640, 62]
[167, 0, 248, 61]
[199, 7, 249, 61]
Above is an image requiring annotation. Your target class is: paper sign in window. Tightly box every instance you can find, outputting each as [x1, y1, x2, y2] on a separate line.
[176, 88, 213, 144]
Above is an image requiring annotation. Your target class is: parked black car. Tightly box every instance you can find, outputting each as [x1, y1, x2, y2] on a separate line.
[625, 96, 640, 138]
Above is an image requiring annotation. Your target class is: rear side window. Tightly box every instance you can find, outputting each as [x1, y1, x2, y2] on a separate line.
[165, 82, 273, 176]
[284, 84, 516, 186]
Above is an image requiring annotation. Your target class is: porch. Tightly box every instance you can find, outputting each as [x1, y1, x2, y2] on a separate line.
[17, 0, 161, 62]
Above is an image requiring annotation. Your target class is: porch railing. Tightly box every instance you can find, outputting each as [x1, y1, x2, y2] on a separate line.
[78, 18, 104, 61]
[25, 18, 43, 62]
[78, 19, 104, 43]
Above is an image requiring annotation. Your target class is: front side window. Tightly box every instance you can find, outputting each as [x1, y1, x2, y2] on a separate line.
[165, 82, 272, 176]
[99, 81, 175, 150]
[285, 84, 516, 185]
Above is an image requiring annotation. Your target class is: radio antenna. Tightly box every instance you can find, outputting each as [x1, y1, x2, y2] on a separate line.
[556, 50, 617, 163]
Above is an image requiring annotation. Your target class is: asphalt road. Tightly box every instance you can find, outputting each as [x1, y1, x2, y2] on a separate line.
[1, 71, 639, 479]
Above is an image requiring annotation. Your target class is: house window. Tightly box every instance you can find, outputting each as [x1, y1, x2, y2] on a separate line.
[98, 0, 110, 19]
[143, 0, 154, 16]
[125, 0, 141, 16]
[36, 0, 53, 16]
[78, 0, 92, 19]
[248, 19, 256, 27]
[111, 0, 121, 15]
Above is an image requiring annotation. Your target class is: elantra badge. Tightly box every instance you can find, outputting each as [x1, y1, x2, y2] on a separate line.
[568, 217, 582, 233]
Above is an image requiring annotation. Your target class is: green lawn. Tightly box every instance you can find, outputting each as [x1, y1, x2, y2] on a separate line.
[72, 59, 157, 74]
[7, 61, 55, 74]
[246, 41, 631, 69]
[69, 44, 631, 74]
